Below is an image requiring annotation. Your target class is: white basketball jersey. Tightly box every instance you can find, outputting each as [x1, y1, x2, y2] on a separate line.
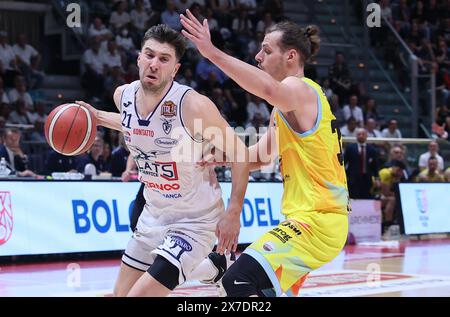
[120, 80, 223, 223]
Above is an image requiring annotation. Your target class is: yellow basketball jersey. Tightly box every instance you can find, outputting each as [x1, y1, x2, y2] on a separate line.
[274, 77, 350, 216]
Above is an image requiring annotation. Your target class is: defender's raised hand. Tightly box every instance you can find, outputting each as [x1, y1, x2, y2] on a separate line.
[180, 9, 215, 59]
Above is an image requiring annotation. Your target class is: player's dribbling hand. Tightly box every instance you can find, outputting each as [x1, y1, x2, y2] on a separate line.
[75, 100, 99, 119]
[180, 9, 214, 59]
[215, 210, 241, 255]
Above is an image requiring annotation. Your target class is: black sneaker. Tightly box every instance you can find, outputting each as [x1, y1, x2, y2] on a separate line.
[201, 251, 236, 284]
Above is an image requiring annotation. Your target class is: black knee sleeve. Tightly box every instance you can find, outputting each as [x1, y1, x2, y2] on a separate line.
[222, 254, 273, 297]
[147, 255, 180, 290]
[130, 183, 145, 231]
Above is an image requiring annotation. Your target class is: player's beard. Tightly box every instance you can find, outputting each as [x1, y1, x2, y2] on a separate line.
[261, 60, 285, 81]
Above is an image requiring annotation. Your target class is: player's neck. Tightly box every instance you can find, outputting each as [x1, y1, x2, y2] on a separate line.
[138, 80, 173, 111]
[287, 67, 304, 79]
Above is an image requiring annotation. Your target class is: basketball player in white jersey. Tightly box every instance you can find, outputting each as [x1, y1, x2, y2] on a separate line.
[76, 24, 249, 296]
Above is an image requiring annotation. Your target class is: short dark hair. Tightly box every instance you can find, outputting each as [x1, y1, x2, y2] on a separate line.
[390, 159, 406, 170]
[266, 21, 320, 64]
[141, 24, 186, 61]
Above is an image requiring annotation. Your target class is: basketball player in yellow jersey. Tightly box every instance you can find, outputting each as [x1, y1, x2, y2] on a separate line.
[181, 11, 350, 296]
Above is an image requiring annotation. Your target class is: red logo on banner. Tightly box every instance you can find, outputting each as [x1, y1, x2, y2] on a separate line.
[0, 191, 13, 245]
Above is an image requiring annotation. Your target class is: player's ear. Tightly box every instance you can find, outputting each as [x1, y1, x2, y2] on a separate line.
[287, 49, 297, 62]
[172, 63, 181, 78]
[137, 52, 141, 65]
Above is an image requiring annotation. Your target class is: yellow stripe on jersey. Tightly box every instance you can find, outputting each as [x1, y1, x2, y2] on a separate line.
[274, 77, 350, 216]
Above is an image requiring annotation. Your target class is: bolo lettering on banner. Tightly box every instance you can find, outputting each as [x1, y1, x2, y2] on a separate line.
[4, 181, 448, 257]
[0, 182, 285, 256]
[72, 199, 133, 233]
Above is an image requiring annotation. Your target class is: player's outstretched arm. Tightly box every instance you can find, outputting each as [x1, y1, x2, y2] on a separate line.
[75, 100, 122, 131]
[183, 91, 249, 255]
[180, 9, 301, 113]
[197, 111, 277, 172]
[75, 84, 128, 132]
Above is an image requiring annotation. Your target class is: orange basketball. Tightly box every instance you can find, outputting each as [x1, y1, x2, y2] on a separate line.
[44, 103, 97, 156]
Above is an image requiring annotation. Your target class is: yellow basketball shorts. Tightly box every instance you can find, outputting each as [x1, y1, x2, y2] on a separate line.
[243, 210, 348, 296]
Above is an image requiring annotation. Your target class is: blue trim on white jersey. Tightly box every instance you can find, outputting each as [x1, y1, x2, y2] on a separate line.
[133, 81, 174, 123]
[119, 85, 126, 111]
[179, 89, 203, 143]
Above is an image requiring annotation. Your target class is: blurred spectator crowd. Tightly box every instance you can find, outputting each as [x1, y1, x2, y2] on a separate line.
[0, 1, 449, 202]
[370, 0, 449, 140]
